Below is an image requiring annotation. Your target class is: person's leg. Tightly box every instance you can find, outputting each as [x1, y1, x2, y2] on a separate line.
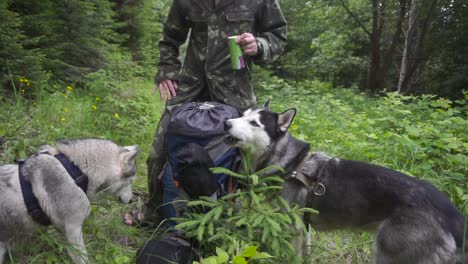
[144, 107, 172, 224]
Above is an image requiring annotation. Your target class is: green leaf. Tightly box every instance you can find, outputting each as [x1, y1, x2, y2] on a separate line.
[114, 256, 130, 264]
[211, 167, 248, 179]
[203, 256, 218, 264]
[251, 174, 259, 185]
[252, 215, 265, 227]
[266, 217, 282, 232]
[405, 126, 423, 137]
[255, 165, 285, 176]
[197, 223, 206, 241]
[213, 206, 223, 220]
[258, 176, 284, 184]
[187, 200, 217, 207]
[277, 196, 291, 211]
[216, 247, 229, 264]
[455, 186, 464, 196]
[252, 252, 273, 259]
[241, 245, 258, 258]
[233, 256, 247, 264]
[298, 207, 319, 214]
[175, 220, 200, 230]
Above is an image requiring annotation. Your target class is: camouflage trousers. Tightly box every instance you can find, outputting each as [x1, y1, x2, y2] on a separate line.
[144, 105, 177, 224]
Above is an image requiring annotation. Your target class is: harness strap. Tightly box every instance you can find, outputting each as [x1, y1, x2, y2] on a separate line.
[54, 153, 88, 193]
[287, 152, 327, 196]
[18, 152, 89, 226]
[19, 160, 52, 226]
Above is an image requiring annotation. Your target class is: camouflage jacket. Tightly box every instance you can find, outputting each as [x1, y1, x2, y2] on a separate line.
[155, 0, 287, 109]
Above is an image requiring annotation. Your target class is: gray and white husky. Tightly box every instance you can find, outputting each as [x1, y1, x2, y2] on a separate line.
[0, 139, 140, 264]
[224, 102, 467, 264]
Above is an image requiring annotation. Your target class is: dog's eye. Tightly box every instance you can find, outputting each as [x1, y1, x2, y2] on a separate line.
[249, 120, 260, 127]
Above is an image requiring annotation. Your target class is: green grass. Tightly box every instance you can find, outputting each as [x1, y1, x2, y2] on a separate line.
[0, 74, 466, 263]
[1, 78, 164, 263]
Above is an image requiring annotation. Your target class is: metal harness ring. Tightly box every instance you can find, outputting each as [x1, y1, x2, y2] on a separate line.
[313, 182, 326, 196]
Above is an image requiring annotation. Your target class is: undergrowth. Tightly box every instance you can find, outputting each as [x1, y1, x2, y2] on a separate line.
[0, 71, 466, 263]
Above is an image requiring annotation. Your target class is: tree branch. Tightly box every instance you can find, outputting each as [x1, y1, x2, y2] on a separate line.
[336, 0, 372, 36]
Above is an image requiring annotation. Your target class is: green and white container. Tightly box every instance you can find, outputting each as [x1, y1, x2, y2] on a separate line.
[228, 36, 245, 70]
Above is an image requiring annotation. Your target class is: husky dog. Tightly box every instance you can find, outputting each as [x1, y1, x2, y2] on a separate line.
[0, 139, 140, 264]
[224, 102, 467, 264]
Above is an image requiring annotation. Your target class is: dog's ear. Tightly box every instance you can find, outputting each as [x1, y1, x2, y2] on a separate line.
[120, 145, 140, 177]
[277, 108, 296, 132]
[263, 99, 271, 109]
[121, 145, 141, 163]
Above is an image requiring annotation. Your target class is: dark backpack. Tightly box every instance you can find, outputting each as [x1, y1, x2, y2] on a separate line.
[136, 233, 194, 264]
[161, 102, 240, 225]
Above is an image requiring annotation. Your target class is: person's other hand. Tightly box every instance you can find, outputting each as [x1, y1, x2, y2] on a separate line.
[152, 79, 178, 101]
[237, 33, 258, 56]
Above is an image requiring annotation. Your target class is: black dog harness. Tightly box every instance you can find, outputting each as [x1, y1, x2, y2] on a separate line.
[18, 153, 88, 226]
[286, 152, 328, 196]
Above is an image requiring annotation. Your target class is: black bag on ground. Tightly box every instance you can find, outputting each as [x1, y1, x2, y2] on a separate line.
[136, 234, 194, 264]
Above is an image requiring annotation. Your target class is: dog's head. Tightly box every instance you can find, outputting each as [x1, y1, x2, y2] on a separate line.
[110, 144, 140, 204]
[55, 139, 140, 203]
[224, 100, 296, 154]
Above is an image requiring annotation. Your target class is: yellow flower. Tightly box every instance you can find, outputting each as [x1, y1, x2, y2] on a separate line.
[95, 97, 100, 101]
[21, 89, 25, 94]
[92, 105, 97, 110]
[63, 107, 69, 112]
[61, 118, 66, 122]
[114, 113, 120, 118]
[66, 86, 73, 91]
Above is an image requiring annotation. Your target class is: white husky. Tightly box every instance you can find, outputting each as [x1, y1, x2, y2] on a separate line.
[0, 139, 140, 264]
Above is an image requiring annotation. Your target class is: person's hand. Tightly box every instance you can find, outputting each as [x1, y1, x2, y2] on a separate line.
[237, 33, 258, 56]
[152, 79, 178, 101]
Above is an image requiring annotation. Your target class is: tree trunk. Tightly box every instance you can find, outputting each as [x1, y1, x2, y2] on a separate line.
[368, 0, 384, 93]
[382, 0, 407, 90]
[397, 0, 417, 93]
[398, 0, 440, 93]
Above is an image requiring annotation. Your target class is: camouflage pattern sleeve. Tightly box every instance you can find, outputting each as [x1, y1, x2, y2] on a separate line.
[154, 0, 190, 84]
[254, 0, 288, 65]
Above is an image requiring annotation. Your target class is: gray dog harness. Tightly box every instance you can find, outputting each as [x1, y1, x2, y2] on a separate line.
[18, 152, 89, 226]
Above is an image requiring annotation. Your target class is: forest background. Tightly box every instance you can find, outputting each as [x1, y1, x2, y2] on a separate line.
[0, 0, 466, 263]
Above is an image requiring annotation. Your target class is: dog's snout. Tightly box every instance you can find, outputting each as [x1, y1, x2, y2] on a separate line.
[224, 120, 232, 131]
[119, 195, 133, 204]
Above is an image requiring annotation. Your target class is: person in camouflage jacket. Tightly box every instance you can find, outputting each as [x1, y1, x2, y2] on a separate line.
[136, 0, 287, 226]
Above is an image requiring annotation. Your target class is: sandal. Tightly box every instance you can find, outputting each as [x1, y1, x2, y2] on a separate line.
[123, 210, 154, 228]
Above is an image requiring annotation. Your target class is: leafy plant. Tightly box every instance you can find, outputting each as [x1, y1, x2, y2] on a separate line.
[194, 245, 272, 264]
[175, 151, 317, 263]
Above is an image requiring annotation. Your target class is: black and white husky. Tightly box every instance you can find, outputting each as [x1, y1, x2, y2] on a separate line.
[224, 102, 467, 264]
[0, 139, 140, 264]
